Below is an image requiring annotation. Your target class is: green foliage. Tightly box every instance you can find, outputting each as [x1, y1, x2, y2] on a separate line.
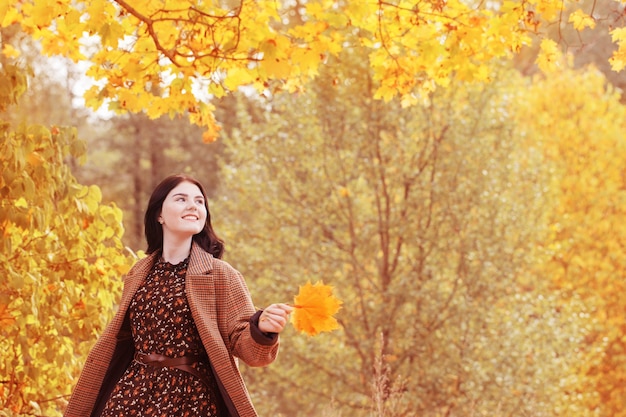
[215, 52, 597, 416]
[0, 65, 133, 416]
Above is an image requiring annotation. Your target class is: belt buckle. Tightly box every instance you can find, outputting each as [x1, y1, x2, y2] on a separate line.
[133, 351, 147, 365]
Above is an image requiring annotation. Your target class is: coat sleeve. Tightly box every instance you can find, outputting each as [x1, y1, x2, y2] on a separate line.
[214, 260, 280, 367]
[248, 310, 278, 345]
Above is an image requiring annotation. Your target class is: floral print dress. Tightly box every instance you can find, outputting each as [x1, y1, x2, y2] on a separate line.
[101, 257, 226, 417]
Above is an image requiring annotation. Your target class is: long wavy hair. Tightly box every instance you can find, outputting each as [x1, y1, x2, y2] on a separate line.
[144, 174, 224, 259]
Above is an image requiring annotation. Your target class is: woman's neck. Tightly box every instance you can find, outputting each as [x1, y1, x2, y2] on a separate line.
[161, 238, 192, 264]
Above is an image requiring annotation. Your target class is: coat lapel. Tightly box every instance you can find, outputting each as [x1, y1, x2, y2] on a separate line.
[185, 243, 253, 417]
[186, 242, 220, 339]
[186, 243, 218, 323]
[118, 252, 157, 313]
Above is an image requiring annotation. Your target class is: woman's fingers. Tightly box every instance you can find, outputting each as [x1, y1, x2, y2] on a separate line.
[259, 303, 294, 333]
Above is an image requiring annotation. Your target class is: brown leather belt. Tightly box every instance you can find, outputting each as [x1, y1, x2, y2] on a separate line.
[134, 351, 211, 388]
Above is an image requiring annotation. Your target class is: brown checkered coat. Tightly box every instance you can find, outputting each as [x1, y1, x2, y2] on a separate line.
[64, 242, 280, 417]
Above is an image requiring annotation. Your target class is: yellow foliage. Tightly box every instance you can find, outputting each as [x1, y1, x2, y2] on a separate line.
[0, 81, 134, 415]
[4, 0, 623, 141]
[215, 60, 606, 415]
[513, 63, 626, 417]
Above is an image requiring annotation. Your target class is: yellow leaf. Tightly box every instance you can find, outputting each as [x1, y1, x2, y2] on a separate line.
[0, 1, 10, 26]
[291, 280, 342, 336]
[224, 66, 255, 90]
[2, 43, 20, 58]
[1, 5, 21, 27]
[99, 21, 125, 48]
[85, 0, 116, 33]
[534, 0, 563, 21]
[121, 57, 144, 80]
[291, 47, 321, 76]
[568, 9, 596, 30]
[116, 263, 131, 275]
[209, 83, 226, 98]
[374, 84, 398, 102]
[536, 38, 562, 74]
[27, 1, 55, 29]
[202, 123, 222, 143]
[609, 28, 626, 72]
[14, 197, 28, 208]
[610, 27, 626, 44]
[400, 93, 418, 108]
[609, 48, 626, 73]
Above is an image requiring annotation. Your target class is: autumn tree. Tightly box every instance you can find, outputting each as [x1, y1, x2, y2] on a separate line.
[0, 62, 134, 415]
[213, 50, 597, 416]
[513, 58, 626, 417]
[0, 25, 225, 252]
[3, 0, 625, 139]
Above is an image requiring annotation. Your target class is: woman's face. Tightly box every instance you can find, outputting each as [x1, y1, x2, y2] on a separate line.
[159, 181, 207, 241]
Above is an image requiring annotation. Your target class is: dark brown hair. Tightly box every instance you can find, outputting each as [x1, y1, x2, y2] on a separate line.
[144, 174, 224, 258]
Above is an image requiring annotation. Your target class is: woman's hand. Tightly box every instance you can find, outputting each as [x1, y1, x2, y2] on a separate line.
[258, 303, 294, 334]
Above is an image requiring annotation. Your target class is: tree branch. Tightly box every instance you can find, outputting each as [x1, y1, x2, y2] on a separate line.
[112, 0, 180, 65]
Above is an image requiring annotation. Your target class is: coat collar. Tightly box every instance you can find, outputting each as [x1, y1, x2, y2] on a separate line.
[120, 242, 214, 310]
[122, 242, 214, 286]
[129, 250, 158, 278]
[187, 241, 215, 275]
[126, 241, 214, 283]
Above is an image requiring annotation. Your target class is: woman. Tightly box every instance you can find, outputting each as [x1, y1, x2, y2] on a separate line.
[64, 174, 293, 417]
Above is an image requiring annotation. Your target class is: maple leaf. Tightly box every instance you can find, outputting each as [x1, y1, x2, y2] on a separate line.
[291, 280, 343, 336]
[568, 9, 596, 31]
[536, 38, 562, 73]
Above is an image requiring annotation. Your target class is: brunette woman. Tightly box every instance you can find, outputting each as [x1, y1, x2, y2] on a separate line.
[64, 174, 292, 417]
